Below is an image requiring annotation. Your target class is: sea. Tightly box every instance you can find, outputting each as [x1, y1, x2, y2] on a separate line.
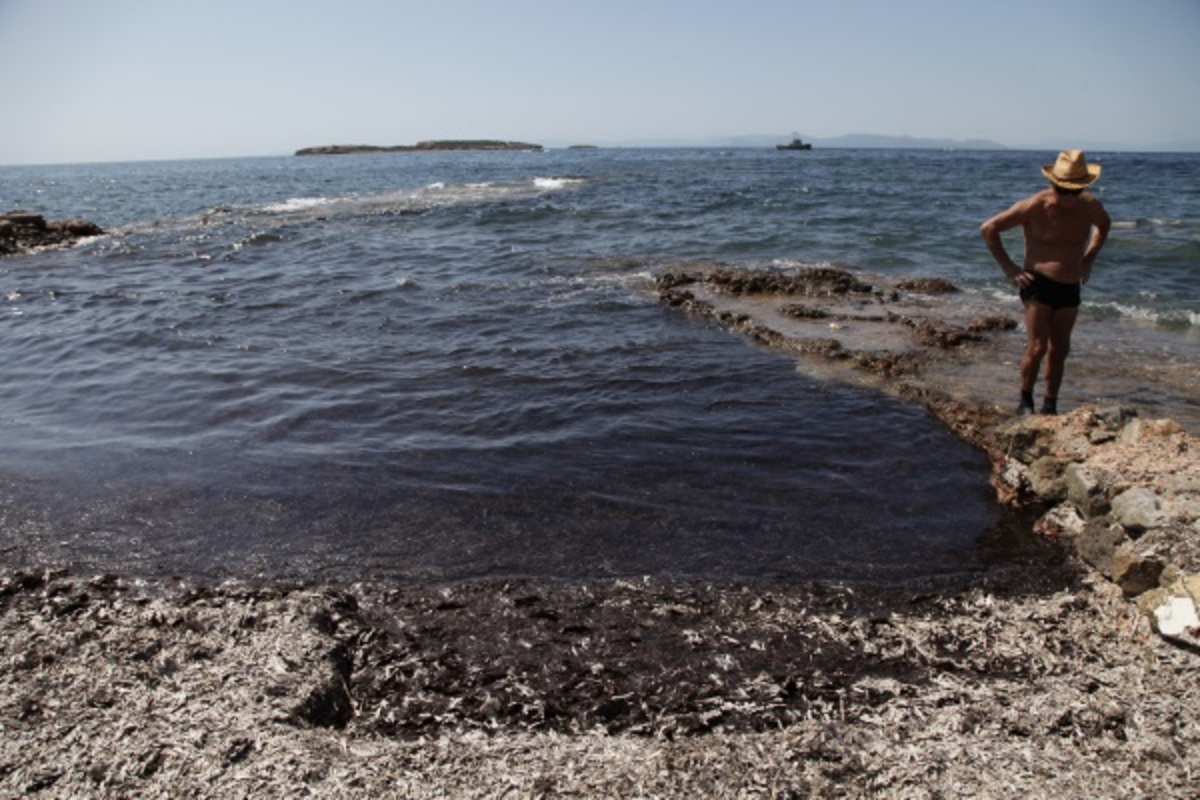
[1, 148, 1197, 585]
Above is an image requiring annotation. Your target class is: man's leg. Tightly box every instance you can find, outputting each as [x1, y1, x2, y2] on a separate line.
[1041, 307, 1078, 414]
[1018, 301, 1051, 413]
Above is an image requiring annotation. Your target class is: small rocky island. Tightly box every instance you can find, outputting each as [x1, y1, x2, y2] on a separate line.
[295, 140, 543, 156]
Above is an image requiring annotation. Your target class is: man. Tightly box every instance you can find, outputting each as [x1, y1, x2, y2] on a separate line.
[981, 150, 1111, 415]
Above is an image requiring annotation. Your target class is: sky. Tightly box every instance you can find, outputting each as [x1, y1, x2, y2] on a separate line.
[1, 0, 1198, 165]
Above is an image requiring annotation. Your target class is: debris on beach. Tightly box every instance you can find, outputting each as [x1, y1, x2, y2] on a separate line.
[2, 565, 1198, 798]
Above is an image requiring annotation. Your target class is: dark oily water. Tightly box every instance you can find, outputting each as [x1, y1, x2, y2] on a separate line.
[0, 153, 1029, 582]
[0, 350, 998, 584]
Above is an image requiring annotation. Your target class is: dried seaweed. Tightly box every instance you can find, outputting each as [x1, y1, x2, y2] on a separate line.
[3, 569, 1197, 798]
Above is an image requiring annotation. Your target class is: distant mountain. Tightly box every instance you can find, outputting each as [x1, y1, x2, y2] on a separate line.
[814, 133, 1008, 150]
[566, 134, 1198, 153]
[1025, 137, 1200, 153]
[569, 133, 1009, 150]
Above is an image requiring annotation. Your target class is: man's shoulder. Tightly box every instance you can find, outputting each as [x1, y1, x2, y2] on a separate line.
[1012, 190, 1054, 216]
[1082, 192, 1111, 222]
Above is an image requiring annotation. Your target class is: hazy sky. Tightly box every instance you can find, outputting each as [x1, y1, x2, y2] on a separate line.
[2, 0, 1198, 165]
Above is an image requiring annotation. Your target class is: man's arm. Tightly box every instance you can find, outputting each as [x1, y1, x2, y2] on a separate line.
[1080, 200, 1111, 285]
[981, 199, 1032, 286]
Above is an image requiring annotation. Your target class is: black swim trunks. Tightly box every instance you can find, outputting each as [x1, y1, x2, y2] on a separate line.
[1019, 271, 1081, 310]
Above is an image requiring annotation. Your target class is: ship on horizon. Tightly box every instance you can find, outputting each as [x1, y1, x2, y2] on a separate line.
[776, 138, 813, 151]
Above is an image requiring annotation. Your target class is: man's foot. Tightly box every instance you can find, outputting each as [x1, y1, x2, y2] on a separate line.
[1040, 397, 1058, 415]
[1016, 390, 1035, 416]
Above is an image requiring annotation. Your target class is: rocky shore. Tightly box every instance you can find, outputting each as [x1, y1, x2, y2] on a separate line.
[3, 261, 1198, 797]
[0, 211, 104, 257]
[656, 263, 1199, 637]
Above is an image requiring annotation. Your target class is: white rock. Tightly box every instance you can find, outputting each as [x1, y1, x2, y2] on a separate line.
[1153, 596, 1200, 637]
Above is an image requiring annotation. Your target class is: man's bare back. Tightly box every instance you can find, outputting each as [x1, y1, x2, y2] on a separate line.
[981, 187, 1111, 286]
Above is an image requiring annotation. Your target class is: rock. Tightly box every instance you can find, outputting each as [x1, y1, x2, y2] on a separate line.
[1, 211, 47, 229]
[1111, 544, 1165, 597]
[895, 277, 959, 294]
[1137, 524, 1200, 577]
[1074, 519, 1128, 576]
[1111, 487, 1163, 534]
[1027, 456, 1071, 502]
[0, 210, 104, 257]
[1138, 573, 1200, 645]
[1034, 504, 1086, 539]
[1120, 417, 1185, 445]
[1092, 405, 1139, 431]
[1065, 463, 1117, 519]
[1153, 596, 1199, 638]
[1186, 572, 1200, 604]
[993, 419, 1057, 463]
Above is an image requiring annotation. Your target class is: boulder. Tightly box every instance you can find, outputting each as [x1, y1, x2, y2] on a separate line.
[1065, 463, 1118, 519]
[1111, 487, 1163, 534]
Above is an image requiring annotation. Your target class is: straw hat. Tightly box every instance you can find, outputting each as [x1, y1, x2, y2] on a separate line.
[1042, 149, 1101, 189]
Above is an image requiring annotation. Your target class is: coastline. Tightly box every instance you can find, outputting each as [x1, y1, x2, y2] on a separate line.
[3, 262, 1198, 797]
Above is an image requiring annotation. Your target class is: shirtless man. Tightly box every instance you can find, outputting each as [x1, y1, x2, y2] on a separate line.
[981, 150, 1111, 415]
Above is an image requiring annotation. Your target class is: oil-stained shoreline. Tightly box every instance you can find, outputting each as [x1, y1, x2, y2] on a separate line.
[3, 262, 1198, 798]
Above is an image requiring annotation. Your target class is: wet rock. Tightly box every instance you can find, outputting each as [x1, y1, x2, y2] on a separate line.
[702, 266, 875, 297]
[895, 277, 960, 294]
[0, 210, 104, 257]
[907, 318, 985, 348]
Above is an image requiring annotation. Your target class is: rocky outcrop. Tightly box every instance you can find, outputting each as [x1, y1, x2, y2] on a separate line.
[295, 140, 544, 156]
[993, 408, 1200, 648]
[0, 210, 104, 257]
[655, 263, 1018, 446]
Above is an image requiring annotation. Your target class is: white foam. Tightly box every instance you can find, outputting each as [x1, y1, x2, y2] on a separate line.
[1087, 299, 1199, 327]
[262, 196, 333, 213]
[533, 176, 586, 191]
